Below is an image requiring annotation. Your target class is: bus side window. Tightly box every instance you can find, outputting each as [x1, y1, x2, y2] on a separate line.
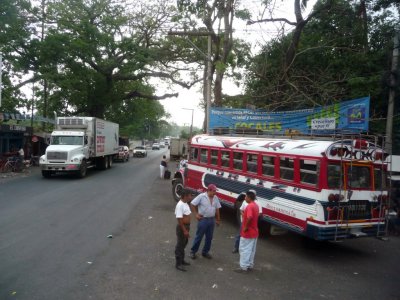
[233, 151, 243, 170]
[280, 157, 294, 181]
[221, 150, 230, 168]
[190, 147, 199, 162]
[262, 155, 275, 177]
[200, 148, 208, 164]
[300, 159, 319, 186]
[210, 149, 218, 166]
[247, 154, 257, 173]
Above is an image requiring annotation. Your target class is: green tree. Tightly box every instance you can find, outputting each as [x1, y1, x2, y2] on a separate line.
[244, 0, 398, 138]
[1, 0, 202, 136]
[176, 0, 252, 108]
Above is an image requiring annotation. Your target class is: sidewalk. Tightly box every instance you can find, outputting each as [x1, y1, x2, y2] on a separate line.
[0, 165, 41, 182]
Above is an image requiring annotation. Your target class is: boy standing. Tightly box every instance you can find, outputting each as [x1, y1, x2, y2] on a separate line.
[235, 190, 259, 273]
[175, 189, 193, 271]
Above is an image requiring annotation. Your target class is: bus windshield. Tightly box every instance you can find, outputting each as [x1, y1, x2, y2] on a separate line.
[346, 165, 371, 189]
[327, 164, 342, 189]
[51, 136, 83, 145]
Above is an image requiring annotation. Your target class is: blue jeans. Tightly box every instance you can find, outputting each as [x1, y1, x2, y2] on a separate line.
[234, 220, 242, 250]
[239, 237, 258, 270]
[191, 218, 215, 255]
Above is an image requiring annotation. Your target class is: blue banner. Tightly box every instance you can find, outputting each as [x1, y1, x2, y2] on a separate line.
[210, 97, 370, 134]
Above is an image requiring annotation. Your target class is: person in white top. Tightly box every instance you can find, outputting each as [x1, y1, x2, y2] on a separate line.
[18, 147, 25, 159]
[174, 189, 193, 271]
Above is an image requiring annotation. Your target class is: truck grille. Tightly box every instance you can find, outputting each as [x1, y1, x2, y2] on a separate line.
[47, 151, 68, 161]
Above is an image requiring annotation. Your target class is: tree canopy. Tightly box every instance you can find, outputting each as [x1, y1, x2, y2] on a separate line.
[1, 0, 399, 149]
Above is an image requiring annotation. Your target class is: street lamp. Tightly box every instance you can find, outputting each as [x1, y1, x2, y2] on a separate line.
[182, 108, 194, 138]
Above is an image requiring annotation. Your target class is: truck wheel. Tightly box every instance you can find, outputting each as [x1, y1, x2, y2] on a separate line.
[78, 160, 87, 178]
[42, 170, 52, 178]
[172, 179, 183, 202]
[108, 156, 113, 168]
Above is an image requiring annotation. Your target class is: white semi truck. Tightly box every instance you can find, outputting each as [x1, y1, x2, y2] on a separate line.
[40, 117, 119, 178]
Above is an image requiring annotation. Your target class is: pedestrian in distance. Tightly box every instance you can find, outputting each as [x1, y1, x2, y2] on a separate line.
[174, 189, 193, 271]
[160, 155, 167, 179]
[18, 146, 25, 159]
[232, 189, 262, 254]
[189, 184, 221, 260]
[234, 190, 259, 274]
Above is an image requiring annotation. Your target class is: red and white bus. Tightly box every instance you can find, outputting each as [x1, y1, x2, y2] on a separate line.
[172, 134, 389, 241]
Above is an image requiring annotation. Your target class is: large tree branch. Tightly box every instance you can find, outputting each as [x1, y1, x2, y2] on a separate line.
[13, 76, 40, 90]
[115, 71, 202, 89]
[247, 18, 297, 26]
[123, 90, 178, 101]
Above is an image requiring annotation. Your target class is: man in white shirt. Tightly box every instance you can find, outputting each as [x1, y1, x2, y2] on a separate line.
[174, 189, 193, 271]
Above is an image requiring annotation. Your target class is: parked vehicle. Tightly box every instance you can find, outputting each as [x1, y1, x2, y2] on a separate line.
[133, 146, 147, 157]
[115, 145, 130, 162]
[172, 134, 389, 241]
[152, 143, 160, 150]
[169, 138, 188, 160]
[40, 117, 119, 178]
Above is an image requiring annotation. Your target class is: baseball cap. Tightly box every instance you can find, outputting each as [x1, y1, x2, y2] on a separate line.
[207, 184, 218, 191]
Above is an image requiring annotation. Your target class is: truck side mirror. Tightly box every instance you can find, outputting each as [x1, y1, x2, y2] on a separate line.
[84, 136, 88, 145]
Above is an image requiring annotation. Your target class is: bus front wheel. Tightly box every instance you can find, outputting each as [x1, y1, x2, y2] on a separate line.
[172, 179, 183, 202]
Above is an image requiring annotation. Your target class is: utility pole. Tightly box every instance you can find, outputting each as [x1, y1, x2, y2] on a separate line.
[168, 30, 212, 133]
[386, 29, 399, 154]
[182, 108, 194, 138]
[206, 35, 212, 134]
[0, 53, 2, 107]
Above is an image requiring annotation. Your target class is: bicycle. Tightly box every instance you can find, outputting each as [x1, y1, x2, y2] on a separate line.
[0, 157, 25, 173]
[29, 155, 40, 167]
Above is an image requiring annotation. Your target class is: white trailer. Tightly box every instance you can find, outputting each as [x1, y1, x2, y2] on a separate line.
[40, 117, 119, 178]
[169, 137, 188, 160]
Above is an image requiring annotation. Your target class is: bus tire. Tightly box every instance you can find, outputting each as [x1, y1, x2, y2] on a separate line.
[172, 179, 183, 202]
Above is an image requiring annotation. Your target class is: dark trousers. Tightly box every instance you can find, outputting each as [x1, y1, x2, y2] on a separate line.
[175, 224, 190, 265]
[191, 218, 215, 255]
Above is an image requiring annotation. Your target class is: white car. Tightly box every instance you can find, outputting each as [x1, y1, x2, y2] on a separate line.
[133, 146, 147, 157]
[152, 143, 160, 150]
[115, 145, 130, 162]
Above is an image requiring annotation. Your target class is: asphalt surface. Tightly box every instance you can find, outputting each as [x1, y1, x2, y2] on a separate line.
[1, 155, 399, 300]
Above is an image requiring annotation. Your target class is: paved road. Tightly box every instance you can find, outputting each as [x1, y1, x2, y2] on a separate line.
[0, 152, 399, 300]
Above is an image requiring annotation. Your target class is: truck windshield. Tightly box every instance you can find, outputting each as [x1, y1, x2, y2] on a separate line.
[51, 136, 83, 145]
